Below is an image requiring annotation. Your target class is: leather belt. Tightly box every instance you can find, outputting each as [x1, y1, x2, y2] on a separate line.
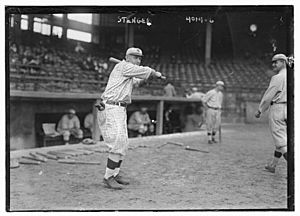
[207, 105, 221, 110]
[271, 101, 287, 106]
[106, 100, 127, 108]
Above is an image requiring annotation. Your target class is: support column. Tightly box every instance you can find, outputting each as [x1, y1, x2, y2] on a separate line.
[128, 24, 134, 47]
[92, 100, 101, 141]
[205, 22, 212, 66]
[156, 100, 164, 135]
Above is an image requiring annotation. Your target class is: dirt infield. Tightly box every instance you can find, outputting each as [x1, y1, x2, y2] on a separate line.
[9, 124, 287, 210]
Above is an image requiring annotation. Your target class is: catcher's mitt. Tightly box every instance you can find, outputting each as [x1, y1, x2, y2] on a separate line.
[95, 99, 105, 111]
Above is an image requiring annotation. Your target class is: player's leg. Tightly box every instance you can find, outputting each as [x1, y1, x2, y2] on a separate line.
[265, 105, 287, 173]
[206, 109, 213, 144]
[71, 128, 83, 139]
[59, 130, 71, 145]
[212, 110, 219, 143]
[98, 105, 124, 189]
[113, 107, 130, 185]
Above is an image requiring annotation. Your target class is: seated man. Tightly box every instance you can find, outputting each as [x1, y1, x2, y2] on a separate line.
[84, 112, 94, 134]
[57, 109, 83, 145]
[128, 106, 154, 137]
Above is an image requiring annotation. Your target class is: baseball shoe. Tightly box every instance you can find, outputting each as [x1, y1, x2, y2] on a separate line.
[265, 165, 275, 173]
[208, 140, 213, 144]
[114, 174, 130, 185]
[103, 176, 124, 190]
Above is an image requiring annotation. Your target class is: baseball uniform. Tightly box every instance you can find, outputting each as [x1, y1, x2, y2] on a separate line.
[258, 68, 287, 150]
[203, 88, 223, 142]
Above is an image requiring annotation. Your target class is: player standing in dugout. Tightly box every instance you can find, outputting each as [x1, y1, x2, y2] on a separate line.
[255, 54, 289, 173]
[95, 47, 164, 190]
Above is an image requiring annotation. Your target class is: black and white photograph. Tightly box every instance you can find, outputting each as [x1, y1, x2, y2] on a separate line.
[5, 3, 295, 212]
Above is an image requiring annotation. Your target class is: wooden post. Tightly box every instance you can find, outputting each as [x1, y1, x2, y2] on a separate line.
[205, 22, 212, 66]
[128, 25, 134, 47]
[92, 100, 101, 141]
[156, 100, 164, 135]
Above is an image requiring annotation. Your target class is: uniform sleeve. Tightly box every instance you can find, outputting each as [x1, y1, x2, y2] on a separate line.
[60, 116, 68, 130]
[84, 114, 92, 128]
[122, 62, 153, 79]
[258, 75, 280, 113]
[203, 90, 213, 104]
[74, 116, 81, 129]
[172, 86, 177, 96]
[144, 114, 151, 124]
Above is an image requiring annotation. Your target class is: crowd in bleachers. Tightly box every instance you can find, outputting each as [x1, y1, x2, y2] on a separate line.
[9, 32, 272, 95]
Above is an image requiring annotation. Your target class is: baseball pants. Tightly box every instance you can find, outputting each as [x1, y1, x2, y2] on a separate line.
[268, 104, 287, 151]
[97, 104, 129, 156]
[206, 108, 221, 133]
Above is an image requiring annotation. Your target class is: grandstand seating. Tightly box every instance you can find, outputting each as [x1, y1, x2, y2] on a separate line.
[9, 32, 271, 96]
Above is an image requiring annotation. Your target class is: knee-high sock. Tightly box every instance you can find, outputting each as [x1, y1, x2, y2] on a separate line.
[212, 131, 216, 140]
[270, 150, 282, 167]
[207, 132, 212, 141]
[114, 160, 123, 177]
[104, 153, 120, 179]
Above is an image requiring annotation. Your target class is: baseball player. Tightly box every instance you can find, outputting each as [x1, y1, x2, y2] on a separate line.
[255, 54, 287, 173]
[96, 47, 164, 190]
[203, 81, 225, 144]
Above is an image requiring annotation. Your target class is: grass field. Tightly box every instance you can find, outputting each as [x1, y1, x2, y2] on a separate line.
[9, 124, 288, 211]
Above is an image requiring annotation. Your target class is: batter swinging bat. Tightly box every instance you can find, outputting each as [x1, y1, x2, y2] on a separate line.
[109, 57, 167, 80]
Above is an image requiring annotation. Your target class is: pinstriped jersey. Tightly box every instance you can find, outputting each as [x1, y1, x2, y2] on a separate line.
[259, 68, 287, 113]
[203, 88, 223, 109]
[101, 60, 152, 104]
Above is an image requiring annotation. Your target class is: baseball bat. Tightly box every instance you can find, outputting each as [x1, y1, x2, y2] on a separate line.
[109, 56, 167, 80]
[219, 125, 222, 143]
[58, 159, 101, 165]
[19, 159, 41, 165]
[185, 146, 209, 153]
[47, 151, 72, 159]
[36, 152, 58, 160]
[166, 141, 184, 146]
[29, 152, 48, 162]
[22, 155, 46, 163]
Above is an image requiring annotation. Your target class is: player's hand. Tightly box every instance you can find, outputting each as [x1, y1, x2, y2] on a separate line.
[95, 99, 105, 111]
[254, 110, 261, 118]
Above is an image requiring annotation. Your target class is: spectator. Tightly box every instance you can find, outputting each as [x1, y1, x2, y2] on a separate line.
[10, 43, 18, 53]
[75, 42, 85, 53]
[187, 87, 205, 100]
[164, 81, 177, 97]
[128, 106, 154, 137]
[56, 109, 83, 145]
[164, 105, 181, 134]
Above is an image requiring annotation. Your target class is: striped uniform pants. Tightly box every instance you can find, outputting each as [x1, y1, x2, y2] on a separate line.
[97, 104, 129, 156]
[269, 104, 287, 149]
[206, 108, 221, 133]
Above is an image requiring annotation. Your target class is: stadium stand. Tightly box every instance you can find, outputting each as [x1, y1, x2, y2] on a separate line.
[9, 31, 271, 96]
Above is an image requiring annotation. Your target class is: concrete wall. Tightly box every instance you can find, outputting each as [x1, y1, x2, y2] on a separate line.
[9, 90, 268, 150]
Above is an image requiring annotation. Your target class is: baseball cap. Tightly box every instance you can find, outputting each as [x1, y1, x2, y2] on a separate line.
[216, 81, 225, 86]
[68, 109, 76, 114]
[272, 54, 287, 63]
[126, 47, 143, 57]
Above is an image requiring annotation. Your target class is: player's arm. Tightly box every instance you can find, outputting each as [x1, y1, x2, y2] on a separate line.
[60, 116, 69, 130]
[255, 76, 280, 117]
[122, 63, 161, 80]
[172, 87, 177, 96]
[74, 117, 81, 129]
[202, 91, 213, 109]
